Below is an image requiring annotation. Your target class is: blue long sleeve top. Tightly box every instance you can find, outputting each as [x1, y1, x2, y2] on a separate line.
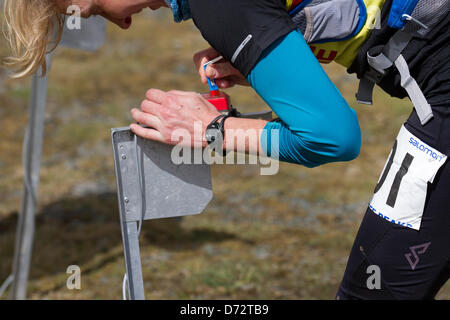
[247, 30, 361, 168]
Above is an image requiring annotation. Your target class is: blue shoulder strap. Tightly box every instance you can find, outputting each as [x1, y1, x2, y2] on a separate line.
[288, 0, 313, 16]
[388, 0, 420, 29]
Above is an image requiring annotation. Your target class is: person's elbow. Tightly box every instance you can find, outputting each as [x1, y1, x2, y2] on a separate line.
[266, 110, 361, 167]
[300, 113, 361, 167]
[317, 111, 361, 164]
[331, 124, 361, 162]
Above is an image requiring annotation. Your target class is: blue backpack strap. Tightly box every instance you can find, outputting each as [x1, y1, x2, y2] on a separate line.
[388, 0, 420, 29]
[288, 0, 313, 17]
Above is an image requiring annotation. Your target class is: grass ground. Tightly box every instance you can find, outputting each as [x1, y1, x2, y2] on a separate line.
[0, 9, 448, 299]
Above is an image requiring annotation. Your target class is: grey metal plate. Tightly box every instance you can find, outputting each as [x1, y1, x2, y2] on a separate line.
[60, 16, 106, 52]
[111, 127, 213, 222]
[241, 111, 273, 121]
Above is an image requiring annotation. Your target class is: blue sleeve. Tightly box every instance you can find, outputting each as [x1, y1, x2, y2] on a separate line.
[247, 30, 361, 168]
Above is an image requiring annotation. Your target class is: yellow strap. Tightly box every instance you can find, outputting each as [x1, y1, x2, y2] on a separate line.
[285, 0, 294, 11]
[304, 0, 386, 67]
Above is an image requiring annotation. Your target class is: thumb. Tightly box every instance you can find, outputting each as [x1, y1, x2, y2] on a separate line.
[206, 62, 239, 79]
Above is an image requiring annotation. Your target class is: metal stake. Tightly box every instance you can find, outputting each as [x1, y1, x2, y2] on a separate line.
[111, 128, 213, 299]
[121, 221, 145, 300]
[9, 55, 52, 300]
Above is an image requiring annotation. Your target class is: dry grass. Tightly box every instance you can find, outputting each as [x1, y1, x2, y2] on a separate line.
[0, 10, 448, 299]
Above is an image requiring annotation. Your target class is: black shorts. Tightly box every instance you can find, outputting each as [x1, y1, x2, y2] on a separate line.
[336, 105, 450, 300]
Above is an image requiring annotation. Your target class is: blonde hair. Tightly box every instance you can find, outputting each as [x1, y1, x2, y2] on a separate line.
[3, 0, 64, 78]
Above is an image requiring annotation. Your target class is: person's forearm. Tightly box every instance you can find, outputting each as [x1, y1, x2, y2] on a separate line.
[223, 117, 268, 154]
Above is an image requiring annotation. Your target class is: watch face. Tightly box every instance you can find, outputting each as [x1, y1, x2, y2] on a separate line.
[205, 128, 221, 143]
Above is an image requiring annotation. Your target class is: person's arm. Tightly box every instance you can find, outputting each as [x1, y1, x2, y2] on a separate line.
[246, 29, 361, 167]
[132, 30, 360, 167]
[197, 30, 362, 167]
[130, 89, 269, 153]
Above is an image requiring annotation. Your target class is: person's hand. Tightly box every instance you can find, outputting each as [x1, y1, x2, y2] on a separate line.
[193, 47, 249, 88]
[130, 89, 221, 147]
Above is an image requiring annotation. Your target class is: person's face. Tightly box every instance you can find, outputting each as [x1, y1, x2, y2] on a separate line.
[56, 0, 168, 29]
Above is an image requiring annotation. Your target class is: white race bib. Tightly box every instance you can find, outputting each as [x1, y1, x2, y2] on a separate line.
[369, 125, 447, 230]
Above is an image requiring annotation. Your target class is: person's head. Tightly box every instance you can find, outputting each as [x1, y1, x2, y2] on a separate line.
[3, 0, 168, 78]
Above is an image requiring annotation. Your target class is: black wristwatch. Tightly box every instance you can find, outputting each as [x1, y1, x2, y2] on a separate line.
[205, 114, 232, 153]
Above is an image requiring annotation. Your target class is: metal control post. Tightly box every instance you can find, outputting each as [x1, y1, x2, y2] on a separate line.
[111, 128, 214, 299]
[111, 110, 271, 300]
